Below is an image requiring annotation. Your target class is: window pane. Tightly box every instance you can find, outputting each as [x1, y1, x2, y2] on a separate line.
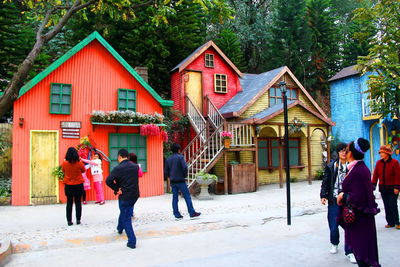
[127, 91, 135, 99]
[271, 148, 279, 167]
[127, 100, 135, 109]
[61, 95, 70, 103]
[270, 98, 276, 106]
[271, 139, 279, 147]
[110, 135, 118, 146]
[110, 161, 118, 170]
[119, 90, 127, 98]
[52, 84, 61, 93]
[119, 99, 126, 108]
[259, 140, 267, 147]
[137, 148, 146, 158]
[258, 148, 268, 168]
[110, 148, 119, 159]
[52, 95, 61, 103]
[61, 104, 69, 113]
[138, 136, 146, 146]
[276, 98, 282, 104]
[288, 140, 299, 147]
[289, 148, 299, 165]
[50, 104, 59, 113]
[62, 85, 71, 94]
[138, 159, 146, 171]
[291, 89, 297, 99]
[119, 136, 128, 146]
[270, 88, 276, 97]
[129, 135, 137, 147]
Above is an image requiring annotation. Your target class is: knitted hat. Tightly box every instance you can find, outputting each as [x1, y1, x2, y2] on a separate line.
[378, 145, 392, 155]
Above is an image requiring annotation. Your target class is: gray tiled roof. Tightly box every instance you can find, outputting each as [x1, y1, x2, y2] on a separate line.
[244, 100, 296, 122]
[219, 66, 285, 115]
[328, 65, 360, 82]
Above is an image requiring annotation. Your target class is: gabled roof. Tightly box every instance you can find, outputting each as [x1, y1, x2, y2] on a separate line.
[328, 65, 360, 82]
[242, 100, 334, 126]
[18, 31, 173, 107]
[171, 40, 243, 78]
[219, 66, 330, 121]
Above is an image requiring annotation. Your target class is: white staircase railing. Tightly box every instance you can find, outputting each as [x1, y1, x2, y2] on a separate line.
[205, 95, 225, 129]
[186, 95, 206, 141]
[182, 123, 224, 187]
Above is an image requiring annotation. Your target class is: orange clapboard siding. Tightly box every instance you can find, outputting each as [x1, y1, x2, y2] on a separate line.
[12, 33, 170, 205]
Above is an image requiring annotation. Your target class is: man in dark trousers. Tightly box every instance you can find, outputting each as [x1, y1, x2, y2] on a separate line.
[320, 142, 356, 263]
[372, 145, 400, 229]
[106, 149, 139, 249]
[165, 143, 201, 220]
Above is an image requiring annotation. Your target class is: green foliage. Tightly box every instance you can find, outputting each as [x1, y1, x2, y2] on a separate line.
[214, 29, 245, 70]
[355, 0, 400, 119]
[162, 108, 190, 158]
[0, 178, 11, 198]
[195, 171, 218, 181]
[306, 0, 340, 96]
[315, 168, 324, 180]
[290, 177, 298, 183]
[52, 166, 64, 181]
[0, 125, 12, 178]
[265, 0, 311, 86]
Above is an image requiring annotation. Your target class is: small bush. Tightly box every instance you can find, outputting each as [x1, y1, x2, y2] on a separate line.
[0, 178, 11, 198]
[315, 168, 324, 180]
[290, 177, 298, 183]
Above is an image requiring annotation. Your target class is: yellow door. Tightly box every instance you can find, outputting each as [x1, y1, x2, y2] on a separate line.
[31, 131, 58, 205]
[185, 71, 203, 113]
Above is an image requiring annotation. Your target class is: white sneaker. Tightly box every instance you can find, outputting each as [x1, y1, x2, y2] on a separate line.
[346, 253, 357, 264]
[330, 244, 338, 254]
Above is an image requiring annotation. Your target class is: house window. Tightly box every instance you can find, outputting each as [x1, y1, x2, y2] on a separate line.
[50, 83, 71, 114]
[205, 53, 214, 68]
[258, 137, 300, 168]
[118, 89, 136, 111]
[109, 134, 147, 172]
[269, 87, 298, 106]
[214, 74, 227, 93]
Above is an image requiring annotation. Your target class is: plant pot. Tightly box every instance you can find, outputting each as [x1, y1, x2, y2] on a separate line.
[195, 178, 214, 200]
[224, 138, 231, 148]
[0, 197, 11, 206]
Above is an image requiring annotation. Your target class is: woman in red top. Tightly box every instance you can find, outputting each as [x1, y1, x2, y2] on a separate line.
[62, 147, 86, 226]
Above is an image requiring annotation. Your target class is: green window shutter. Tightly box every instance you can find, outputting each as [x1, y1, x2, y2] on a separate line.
[50, 83, 71, 114]
[109, 134, 147, 172]
[257, 140, 269, 168]
[118, 89, 136, 111]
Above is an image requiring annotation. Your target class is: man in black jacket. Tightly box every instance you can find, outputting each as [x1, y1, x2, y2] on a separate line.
[165, 143, 200, 220]
[320, 142, 356, 263]
[106, 149, 139, 249]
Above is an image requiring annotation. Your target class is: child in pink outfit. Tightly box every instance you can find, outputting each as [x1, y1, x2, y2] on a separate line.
[81, 152, 105, 205]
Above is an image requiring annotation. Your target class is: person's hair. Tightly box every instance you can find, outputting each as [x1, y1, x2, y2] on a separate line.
[335, 142, 347, 154]
[171, 143, 181, 153]
[65, 147, 79, 163]
[129, 152, 138, 163]
[348, 138, 370, 160]
[118, 149, 129, 159]
[93, 150, 102, 161]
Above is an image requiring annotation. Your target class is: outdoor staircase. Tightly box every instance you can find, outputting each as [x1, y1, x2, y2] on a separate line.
[183, 95, 255, 187]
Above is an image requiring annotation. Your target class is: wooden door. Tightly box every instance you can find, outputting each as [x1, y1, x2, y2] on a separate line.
[31, 131, 58, 205]
[185, 71, 203, 113]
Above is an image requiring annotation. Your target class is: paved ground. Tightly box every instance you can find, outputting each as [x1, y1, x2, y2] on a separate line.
[1, 181, 398, 267]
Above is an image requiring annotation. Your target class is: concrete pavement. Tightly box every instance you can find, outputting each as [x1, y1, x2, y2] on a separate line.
[1, 181, 398, 266]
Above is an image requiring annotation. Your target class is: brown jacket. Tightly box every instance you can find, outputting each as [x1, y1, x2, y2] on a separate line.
[62, 161, 85, 185]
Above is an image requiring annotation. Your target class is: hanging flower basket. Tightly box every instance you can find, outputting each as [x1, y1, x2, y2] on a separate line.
[140, 124, 161, 136]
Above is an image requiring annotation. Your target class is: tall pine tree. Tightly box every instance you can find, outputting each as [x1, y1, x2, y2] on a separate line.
[265, 0, 310, 85]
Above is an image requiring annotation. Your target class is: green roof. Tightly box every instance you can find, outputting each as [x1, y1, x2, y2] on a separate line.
[18, 31, 173, 107]
[0, 92, 3, 97]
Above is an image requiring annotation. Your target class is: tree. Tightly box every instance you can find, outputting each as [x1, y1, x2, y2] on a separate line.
[355, 0, 400, 119]
[306, 0, 339, 96]
[265, 0, 310, 86]
[214, 28, 245, 70]
[0, 0, 232, 118]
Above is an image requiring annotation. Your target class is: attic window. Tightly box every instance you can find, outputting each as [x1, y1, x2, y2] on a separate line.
[118, 89, 136, 111]
[214, 74, 227, 93]
[205, 53, 214, 68]
[269, 87, 297, 106]
[50, 83, 71, 114]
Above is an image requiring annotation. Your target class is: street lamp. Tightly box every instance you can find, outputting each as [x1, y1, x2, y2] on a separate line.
[279, 81, 291, 225]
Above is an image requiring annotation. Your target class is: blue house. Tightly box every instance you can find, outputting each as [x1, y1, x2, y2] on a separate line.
[329, 65, 400, 171]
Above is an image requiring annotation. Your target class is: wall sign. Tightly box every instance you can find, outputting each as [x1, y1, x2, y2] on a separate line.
[61, 121, 81, 139]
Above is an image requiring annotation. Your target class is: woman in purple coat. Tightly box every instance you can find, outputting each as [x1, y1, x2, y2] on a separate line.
[337, 138, 380, 267]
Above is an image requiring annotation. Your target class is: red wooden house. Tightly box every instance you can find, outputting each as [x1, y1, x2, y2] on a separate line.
[11, 32, 173, 205]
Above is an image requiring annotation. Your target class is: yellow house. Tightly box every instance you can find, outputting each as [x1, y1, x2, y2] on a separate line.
[216, 66, 335, 187]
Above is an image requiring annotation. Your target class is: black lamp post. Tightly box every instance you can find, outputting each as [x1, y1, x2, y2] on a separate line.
[279, 81, 291, 225]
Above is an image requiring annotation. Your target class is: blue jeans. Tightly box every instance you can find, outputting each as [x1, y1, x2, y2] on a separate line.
[171, 182, 195, 217]
[328, 202, 352, 255]
[117, 199, 137, 246]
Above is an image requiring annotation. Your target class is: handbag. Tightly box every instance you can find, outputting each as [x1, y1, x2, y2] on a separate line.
[343, 205, 356, 224]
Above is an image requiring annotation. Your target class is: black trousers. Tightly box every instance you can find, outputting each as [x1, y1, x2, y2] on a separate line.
[381, 191, 399, 226]
[65, 183, 84, 223]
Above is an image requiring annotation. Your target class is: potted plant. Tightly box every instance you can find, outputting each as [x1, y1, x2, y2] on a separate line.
[220, 131, 232, 148]
[52, 166, 65, 181]
[195, 171, 218, 200]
